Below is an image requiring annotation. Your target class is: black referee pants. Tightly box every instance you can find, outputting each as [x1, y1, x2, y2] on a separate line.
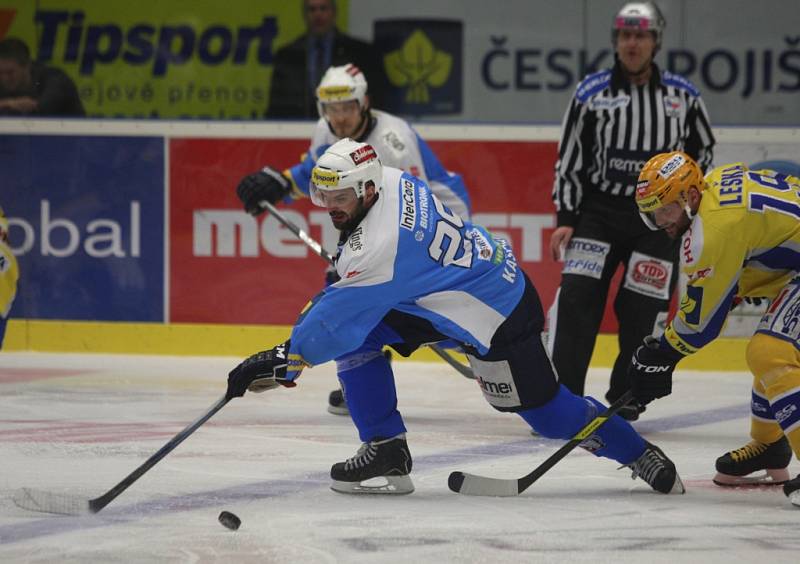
[549, 194, 679, 401]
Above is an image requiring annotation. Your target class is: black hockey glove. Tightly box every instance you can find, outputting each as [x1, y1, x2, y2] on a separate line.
[226, 341, 296, 400]
[236, 166, 292, 215]
[628, 336, 683, 405]
[324, 264, 340, 286]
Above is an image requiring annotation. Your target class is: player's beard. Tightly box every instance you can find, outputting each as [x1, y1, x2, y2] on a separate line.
[664, 212, 692, 240]
[330, 199, 369, 232]
[333, 111, 369, 140]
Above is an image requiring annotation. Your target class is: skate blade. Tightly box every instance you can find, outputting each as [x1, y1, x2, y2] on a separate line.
[713, 468, 789, 487]
[326, 405, 350, 416]
[789, 490, 800, 507]
[671, 473, 686, 494]
[331, 475, 414, 495]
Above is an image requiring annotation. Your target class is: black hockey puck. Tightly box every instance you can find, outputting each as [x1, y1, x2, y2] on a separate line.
[218, 510, 241, 530]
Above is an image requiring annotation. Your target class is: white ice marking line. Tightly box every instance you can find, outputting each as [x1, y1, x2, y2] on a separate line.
[0, 403, 748, 545]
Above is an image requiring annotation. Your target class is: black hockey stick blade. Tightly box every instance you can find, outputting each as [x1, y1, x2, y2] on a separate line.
[449, 391, 636, 496]
[12, 488, 91, 516]
[13, 394, 231, 515]
[259, 199, 476, 380]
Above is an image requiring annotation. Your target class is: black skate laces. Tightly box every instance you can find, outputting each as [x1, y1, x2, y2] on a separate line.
[627, 447, 668, 484]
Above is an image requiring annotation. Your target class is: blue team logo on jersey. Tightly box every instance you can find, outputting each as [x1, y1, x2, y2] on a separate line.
[374, 19, 463, 115]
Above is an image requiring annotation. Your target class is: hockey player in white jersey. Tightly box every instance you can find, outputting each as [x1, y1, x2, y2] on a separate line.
[236, 63, 470, 220]
[226, 138, 684, 496]
[236, 63, 472, 415]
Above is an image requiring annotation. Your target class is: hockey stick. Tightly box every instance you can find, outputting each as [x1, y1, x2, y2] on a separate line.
[13, 394, 231, 515]
[448, 390, 635, 496]
[259, 199, 476, 380]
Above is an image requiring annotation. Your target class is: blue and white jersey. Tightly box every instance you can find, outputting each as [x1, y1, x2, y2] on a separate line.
[287, 109, 472, 220]
[287, 167, 522, 374]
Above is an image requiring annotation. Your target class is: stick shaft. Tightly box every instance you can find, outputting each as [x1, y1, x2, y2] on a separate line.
[517, 390, 635, 492]
[89, 395, 230, 512]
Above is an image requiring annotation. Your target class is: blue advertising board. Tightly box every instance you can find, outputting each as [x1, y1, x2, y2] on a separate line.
[1, 135, 164, 321]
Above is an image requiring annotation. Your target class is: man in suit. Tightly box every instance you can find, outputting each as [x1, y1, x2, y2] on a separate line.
[266, 0, 385, 118]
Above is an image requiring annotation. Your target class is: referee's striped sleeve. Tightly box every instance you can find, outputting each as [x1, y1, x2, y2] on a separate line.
[552, 96, 587, 224]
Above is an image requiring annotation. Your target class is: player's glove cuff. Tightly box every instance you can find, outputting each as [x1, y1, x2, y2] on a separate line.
[628, 336, 682, 405]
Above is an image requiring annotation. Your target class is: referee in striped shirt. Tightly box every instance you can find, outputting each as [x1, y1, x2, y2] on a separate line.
[547, 2, 714, 420]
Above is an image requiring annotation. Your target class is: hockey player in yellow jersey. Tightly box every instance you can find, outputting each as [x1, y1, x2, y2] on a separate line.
[0, 206, 19, 348]
[627, 151, 800, 508]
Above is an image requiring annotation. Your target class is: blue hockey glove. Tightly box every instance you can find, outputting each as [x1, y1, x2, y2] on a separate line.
[236, 166, 292, 215]
[226, 341, 296, 400]
[628, 336, 682, 405]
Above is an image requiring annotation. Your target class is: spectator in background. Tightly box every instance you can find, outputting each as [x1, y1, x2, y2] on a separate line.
[0, 37, 85, 117]
[0, 207, 19, 349]
[266, 0, 385, 119]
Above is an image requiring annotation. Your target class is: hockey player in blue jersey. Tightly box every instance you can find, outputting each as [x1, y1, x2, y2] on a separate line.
[226, 138, 684, 496]
[235, 63, 472, 415]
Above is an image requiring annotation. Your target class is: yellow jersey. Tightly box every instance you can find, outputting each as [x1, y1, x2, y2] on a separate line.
[0, 208, 19, 317]
[664, 162, 800, 355]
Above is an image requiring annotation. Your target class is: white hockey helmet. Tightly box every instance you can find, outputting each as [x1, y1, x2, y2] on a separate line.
[316, 64, 369, 119]
[310, 138, 382, 206]
[612, 2, 665, 51]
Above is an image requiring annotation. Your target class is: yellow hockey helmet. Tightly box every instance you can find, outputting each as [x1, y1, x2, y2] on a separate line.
[636, 151, 704, 229]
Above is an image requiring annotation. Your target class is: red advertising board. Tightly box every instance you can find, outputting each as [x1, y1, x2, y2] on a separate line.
[170, 137, 624, 330]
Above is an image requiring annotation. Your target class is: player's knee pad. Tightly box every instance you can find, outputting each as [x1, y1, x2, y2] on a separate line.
[747, 333, 800, 389]
[518, 385, 593, 439]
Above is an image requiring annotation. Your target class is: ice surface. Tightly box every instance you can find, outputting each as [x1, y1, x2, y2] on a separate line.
[1, 352, 797, 563]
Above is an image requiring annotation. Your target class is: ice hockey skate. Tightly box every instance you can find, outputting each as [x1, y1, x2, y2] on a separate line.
[330, 435, 414, 494]
[327, 388, 349, 415]
[625, 441, 685, 494]
[713, 437, 791, 486]
[783, 474, 800, 507]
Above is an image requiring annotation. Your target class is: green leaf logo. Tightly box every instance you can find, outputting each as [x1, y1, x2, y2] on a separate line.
[384, 29, 452, 104]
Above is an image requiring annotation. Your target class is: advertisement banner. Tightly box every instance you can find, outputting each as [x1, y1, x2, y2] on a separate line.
[3, 123, 796, 333]
[375, 19, 463, 116]
[1, 135, 164, 321]
[0, 0, 346, 118]
[168, 136, 565, 325]
[350, 0, 800, 125]
[169, 137, 320, 324]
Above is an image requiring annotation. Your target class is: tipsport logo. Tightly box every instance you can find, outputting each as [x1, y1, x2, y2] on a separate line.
[374, 19, 463, 115]
[34, 10, 277, 76]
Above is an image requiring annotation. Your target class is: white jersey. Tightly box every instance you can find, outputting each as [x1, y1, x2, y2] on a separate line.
[287, 110, 471, 220]
[285, 166, 522, 377]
